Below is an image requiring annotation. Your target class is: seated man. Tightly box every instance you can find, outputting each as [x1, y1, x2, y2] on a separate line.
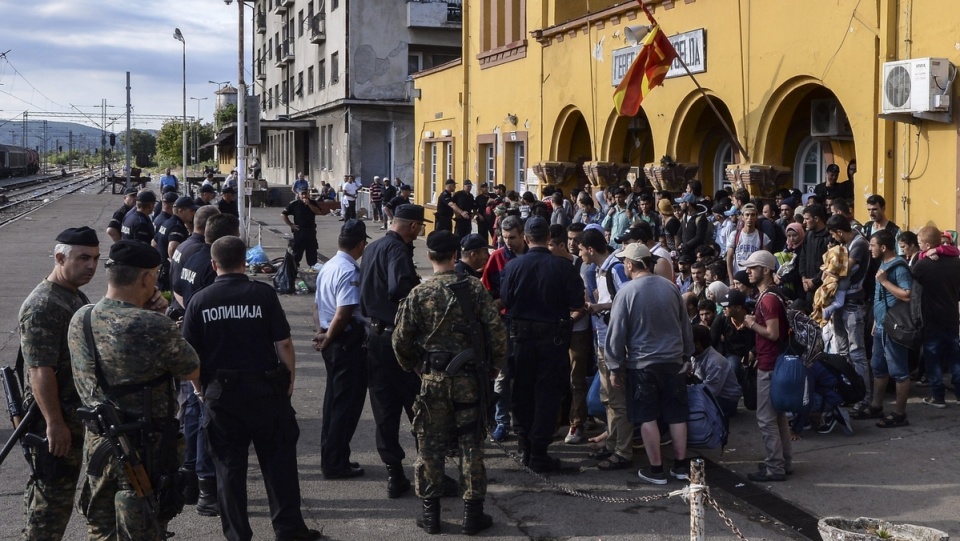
[690, 325, 742, 417]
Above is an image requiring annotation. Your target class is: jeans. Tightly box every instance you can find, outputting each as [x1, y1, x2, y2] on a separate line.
[871, 325, 910, 382]
[923, 329, 960, 401]
[493, 371, 513, 428]
[756, 369, 792, 476]
[832, 304, 871, 405]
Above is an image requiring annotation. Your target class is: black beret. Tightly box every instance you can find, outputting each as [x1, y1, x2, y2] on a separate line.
[524, 216, 549, 236]
[162, 191, 179, 203]
[340, 219, 371, 240]
[136, 190, 157, 203]
[56, 226, 99, 247]
[107, 240, 161, 268]
[199, 184, 216, 193]
[427, 230, 460, 253]
[123, 187, 138, 196]
[394, 204, 432, 222]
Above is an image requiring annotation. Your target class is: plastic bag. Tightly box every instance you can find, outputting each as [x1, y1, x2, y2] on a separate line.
[771, 351, 806, 413]
[246, 244, 269, 265]
[586, 372, 604, 418]
[273, 248, 297, 294]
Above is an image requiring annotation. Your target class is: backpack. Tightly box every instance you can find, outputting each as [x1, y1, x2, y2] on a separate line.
[759, 217, 787, 253]
[880, 259, 923, 350]
[686, 381, 729, 450]
[818, 353, 866, 405]
[785, 308, 825, 367]
[771, 346, 806, 413]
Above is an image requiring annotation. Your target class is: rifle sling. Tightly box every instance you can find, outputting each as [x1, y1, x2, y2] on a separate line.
[82, 306, 172, 400]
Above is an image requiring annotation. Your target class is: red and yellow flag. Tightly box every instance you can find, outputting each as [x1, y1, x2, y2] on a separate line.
[612, 24, 679, 117]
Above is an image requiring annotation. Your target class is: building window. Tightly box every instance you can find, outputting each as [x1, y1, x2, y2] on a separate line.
[268, 37, 273, 60]
[319, 59, 326, 88]
[794, 138, 823, 194]
[267, 88, 273, 110]
[481, 0, 526, 52]
[408, 53, 423, 76]
[445, 142, 453, 182]
[298, 9, 305, 37]
[430, 143, 438, 202]
[713, 141, 736, 192]
[331, 52, 339, 84]
[328, 125, 334, 170]
[297, 71, 303, 98]
[514, 141, 524, 191]
[281, 80, 288, 105]
[478, 143, 495, 185]
[332, 0, 338, 10]
[307, 66, 314, 94]
[320, 126, 326, 169]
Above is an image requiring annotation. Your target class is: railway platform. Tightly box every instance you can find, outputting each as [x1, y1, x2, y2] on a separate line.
[0, 185, 957, 540]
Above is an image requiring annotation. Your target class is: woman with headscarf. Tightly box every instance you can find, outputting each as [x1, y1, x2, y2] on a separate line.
[774, 222, 805, 299]
[705, 281, 730, 314]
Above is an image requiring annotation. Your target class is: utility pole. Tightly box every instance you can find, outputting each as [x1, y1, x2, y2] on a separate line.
[125, 71, 132, 190]
[42, 120, 47, 173]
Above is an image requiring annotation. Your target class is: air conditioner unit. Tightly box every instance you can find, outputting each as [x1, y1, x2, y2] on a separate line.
[881, 58, 953, 114]
[810, 99, 853, 138]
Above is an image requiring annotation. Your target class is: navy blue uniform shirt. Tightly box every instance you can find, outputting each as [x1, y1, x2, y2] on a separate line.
[359, 231, 419, 324]
[501, 246, 585, 322]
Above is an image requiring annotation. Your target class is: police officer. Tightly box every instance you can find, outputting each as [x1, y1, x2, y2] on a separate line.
[182, 236, 321, 541]
[359, 203, 428, 497]
[500, 216, 585, 472]
[156, 196, 196, 291]
[384, 184, 413, 225]
[452, 179, 476, 239]
[106, 187, 137, 243]
[121, 189, 157, 244]
[68, 240, 198, 540]
[154, 190, 178, 229]
[312, 219, 369, 479]
[169, 205, 219, 314]
[281, 187, 326, 268]
[195, 184, 217, 207]
[435, 179, 456, 232]
[18, 227, 100, 540]
[218, 185, 239, 217]
[456, 233, 491, 279]
[394, 230, 507, 536]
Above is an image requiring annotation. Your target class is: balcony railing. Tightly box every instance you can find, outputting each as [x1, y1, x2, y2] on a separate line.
[406, 0, 462, 28]
[256, 11, 266, 34]
[256, 56, 267, 80]
[309, 15, 326, 44]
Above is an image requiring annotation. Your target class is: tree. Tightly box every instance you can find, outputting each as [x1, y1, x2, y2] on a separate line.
[155, 119, 187, 167]
[120, 129, 157, 163]
[216, 103, 237, 128]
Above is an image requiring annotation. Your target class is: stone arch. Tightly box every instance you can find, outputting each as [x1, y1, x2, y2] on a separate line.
[600, 107, 655, 169]
[667, 90, 738, 194]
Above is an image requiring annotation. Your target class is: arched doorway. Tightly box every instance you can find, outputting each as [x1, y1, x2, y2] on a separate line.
[551, 106, 593, 189]
[668, 91, 738, 195]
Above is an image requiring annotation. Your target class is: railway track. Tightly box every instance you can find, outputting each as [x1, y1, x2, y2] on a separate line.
[0, 172, 105, 228]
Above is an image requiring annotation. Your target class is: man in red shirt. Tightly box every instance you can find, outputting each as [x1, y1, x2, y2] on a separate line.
[742, 250, 792, 482]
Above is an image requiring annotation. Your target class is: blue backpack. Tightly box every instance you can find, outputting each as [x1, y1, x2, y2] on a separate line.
[686, 382, 729, 450]
[771, 349, 806, 413]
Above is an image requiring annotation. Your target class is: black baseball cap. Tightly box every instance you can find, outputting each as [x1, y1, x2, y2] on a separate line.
[524, 216, 549, 236]
[461, 233, 492, 251]
[123, 187, 138, 196]
[199, 185, 216, 194]
[614, 228, 643, 244]
[136, 190, 157, 204]
[174, 196, 199, 210]
[340, 219, 371, 240]
[394, 204, 431, 222]
[162, 191, 179, 203]
[719, 290, 747, 307]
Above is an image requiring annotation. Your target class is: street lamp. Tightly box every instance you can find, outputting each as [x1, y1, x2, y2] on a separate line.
[190, 97, 207, 166]
[174, 28, 187, 188]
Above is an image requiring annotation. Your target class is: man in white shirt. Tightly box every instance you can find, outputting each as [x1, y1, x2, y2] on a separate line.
[340, 174, 360, 221]
[725, 203, 771, 282]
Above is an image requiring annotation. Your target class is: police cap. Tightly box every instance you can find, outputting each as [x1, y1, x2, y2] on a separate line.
[162, 191, 179, 203]
[221, 185, 236, 194]
[461, 233, 491, 252]
[107, 240, 161, 268]
[174, 196, 199, 210]
[161, 184, 178, 194]
[341, 219, 371, 240]
[427, 230, 460, 253]
[123, 187, 139, 196]
[56, 226, 99, 247]
[523, 216, 549, 237]
[199, 184, 216, 194]
[394, 204, 432, 222]
[137, 190, 157, 204]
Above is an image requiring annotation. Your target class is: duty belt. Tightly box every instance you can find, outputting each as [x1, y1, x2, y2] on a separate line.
[421, 350, 476, 375]
[369, 318, 395, 335]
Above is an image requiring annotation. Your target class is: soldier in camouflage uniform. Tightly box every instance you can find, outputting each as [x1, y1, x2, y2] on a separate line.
[68, 240, 200, 540]
[393, 230, 507, 536]
[18, 227, 100, 541]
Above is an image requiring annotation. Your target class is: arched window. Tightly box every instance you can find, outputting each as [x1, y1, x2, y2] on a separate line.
[713, 140, 736, 192]
[794, 138, 823, 194]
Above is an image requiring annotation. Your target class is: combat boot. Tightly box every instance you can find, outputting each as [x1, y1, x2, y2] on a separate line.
[179, 467, 199, 505]
[416, 497, 441, 534]
[461, 499, 493, 535]
[385, 463, 411, 499]
[196, 477, 220, 517]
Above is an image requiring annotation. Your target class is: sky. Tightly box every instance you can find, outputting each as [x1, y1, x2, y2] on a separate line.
[0, 0, 254, 138]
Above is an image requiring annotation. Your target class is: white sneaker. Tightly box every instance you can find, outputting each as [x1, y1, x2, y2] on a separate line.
[564, 425, 583, 444]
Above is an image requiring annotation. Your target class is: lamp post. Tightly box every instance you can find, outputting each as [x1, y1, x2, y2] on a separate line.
[225, 0, 249, 244]
[190, 96, 207, 166]
[174, 28, 187, 189]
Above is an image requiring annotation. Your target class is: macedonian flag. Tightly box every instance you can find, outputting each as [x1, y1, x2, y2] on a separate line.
[613, 25, 679, 117]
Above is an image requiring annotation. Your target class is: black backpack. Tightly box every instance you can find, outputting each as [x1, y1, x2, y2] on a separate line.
[818, 353, 866, 405]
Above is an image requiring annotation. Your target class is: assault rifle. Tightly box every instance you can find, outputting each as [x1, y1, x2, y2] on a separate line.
[0, 366, 46, 472]
[446, 278, 494, 439]
[77, 403, 166, 538]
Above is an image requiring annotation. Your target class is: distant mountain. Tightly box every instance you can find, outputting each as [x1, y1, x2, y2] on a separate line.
[0, 119, 156, 152]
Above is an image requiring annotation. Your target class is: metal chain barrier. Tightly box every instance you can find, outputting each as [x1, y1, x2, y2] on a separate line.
[704, 492, 750, 541]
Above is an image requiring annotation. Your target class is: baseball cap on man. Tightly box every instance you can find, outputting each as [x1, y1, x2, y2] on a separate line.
[741, 250, 777, 271]
[461, 233, 491, 252]
[614, 228, 643, 244]
[162, 191, 179, 203]
[199, 184, 216, 194]
[524, 216, 549, 237]
[394, 204, 432, 222]
[174, 196, 200, 210]
[614, 243, 652, 261]
[718, 290, 747, 308]
[136, 190, 157, 204]
[674, 193, 696, 205]
[340, 219, 371, 240]
[123, 187, 138, 196]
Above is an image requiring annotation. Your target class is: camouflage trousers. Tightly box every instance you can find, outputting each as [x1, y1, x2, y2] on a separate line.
[76, 431, 180, 541]
[21, 412, 83, 541]
[412, 372, 486, 500]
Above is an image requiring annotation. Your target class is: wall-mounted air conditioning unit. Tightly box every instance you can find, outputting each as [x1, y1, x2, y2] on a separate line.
[881, 58, 953, 114]
[810, 99, 853, 139]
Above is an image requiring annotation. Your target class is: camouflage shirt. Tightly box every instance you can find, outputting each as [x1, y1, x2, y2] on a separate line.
[393, 271, 507, 373]
[18, 280, 90, 406]
[69, 298, 199, 420]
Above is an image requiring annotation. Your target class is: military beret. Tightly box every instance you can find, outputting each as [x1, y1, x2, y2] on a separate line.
[340, 219, 371, 240]
[394, 204, 431, 222]
[123, 187, 138, 196]
[174, 196, 199, 210]
[427, 230, 460, 253]
[199, 184, 216, 194]
[56, 226, 99, 247]
[524, 216, 549, 236]
[162, 191, 179, 203]
[107, 240, 161, 268]
[137, 190, 157, 203]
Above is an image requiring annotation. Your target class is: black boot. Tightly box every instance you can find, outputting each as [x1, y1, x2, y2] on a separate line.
[461, 499, 493, 535]
[385, 463, 411, 499]
[196, 477, 220, 517]
[180, 468, 199, 505]
[416, 497, 441, 534]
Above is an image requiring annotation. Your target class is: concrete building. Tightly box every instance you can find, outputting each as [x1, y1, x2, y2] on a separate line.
[252, 0, 461, 189]
[412, 0, 960, 233]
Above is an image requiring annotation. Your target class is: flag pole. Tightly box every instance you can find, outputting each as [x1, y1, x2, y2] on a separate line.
[637, 1, 749, 160]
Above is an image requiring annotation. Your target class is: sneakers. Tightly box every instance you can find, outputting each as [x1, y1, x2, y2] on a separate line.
[834, 406, 854, 436]
[816, 416, 837, 434]
[748, 470, 786, 482]
[922, 397, 947, 409]
[490, 424, 509, 442]
[637, 468, 668, 485]
[669, 465, 689, 480]
[564, 425, 584, 444]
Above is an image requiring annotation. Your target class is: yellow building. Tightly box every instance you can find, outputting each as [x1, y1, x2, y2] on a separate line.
[412, 0, 960, 232]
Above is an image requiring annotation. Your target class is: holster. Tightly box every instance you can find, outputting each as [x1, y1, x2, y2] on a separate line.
[208, 365, 291, 398]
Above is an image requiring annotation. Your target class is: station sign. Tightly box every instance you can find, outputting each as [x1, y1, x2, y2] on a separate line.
[611, 28, 706, 86]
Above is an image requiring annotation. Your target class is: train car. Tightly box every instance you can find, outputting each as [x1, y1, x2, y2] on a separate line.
[0, 144, 39, 178]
